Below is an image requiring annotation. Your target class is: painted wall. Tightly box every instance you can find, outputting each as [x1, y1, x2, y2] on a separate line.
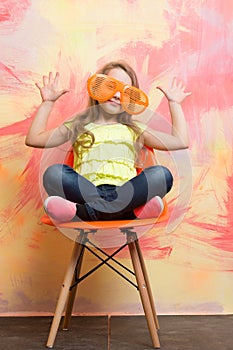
[0, 0, 233, 315]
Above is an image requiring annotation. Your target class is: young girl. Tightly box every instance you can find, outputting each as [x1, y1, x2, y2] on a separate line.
[25, 61, 191, 222]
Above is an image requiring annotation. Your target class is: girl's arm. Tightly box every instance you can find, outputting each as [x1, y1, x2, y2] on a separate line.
[143, 77, 191, 151]
[25, 72, 70, 148]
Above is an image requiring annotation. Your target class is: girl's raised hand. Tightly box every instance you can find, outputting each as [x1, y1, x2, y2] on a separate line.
[35, 72, 69, 102]
[157, 77, 191, 104]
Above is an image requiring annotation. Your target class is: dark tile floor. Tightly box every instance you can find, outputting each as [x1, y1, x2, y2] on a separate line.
[0, 315, 232, 350]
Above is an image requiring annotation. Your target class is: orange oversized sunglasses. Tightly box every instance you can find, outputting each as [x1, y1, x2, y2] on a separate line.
[87, 74, 149, 115]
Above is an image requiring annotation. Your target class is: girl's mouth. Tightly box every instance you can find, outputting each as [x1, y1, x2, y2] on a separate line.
[108, 98, 121, 105]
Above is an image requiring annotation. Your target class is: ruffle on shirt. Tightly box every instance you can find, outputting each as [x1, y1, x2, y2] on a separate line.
[71, 123, 146, 186]
[80, 157, 137, 186]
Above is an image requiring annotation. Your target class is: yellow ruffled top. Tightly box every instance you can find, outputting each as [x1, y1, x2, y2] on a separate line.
[64, 121, 146, 186]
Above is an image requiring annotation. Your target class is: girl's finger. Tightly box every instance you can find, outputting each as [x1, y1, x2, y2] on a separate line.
[35, 82, 42, 90]
[156, 86, 166, 95]
[60, 89, 70, 97]
[177, 81, 184, 90]
[54, 72, 60, 87]
[169, 77, 176, 88]
[180, 85, 185, 92]
[43, 75, 49, 86]
[48, 72, 53, 84]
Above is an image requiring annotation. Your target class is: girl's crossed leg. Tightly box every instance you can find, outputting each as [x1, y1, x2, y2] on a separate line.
[43, 164, 173, 221]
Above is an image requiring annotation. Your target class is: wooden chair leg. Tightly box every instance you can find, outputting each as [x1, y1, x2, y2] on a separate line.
[46, 241, 84, 348]
[62, 245, 85, 330]
[134, 239, 160, 330]
[127, 234, 160, 349]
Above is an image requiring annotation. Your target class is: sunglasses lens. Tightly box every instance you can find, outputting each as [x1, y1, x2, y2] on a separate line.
[87, 74, 149, 114]
[122, 87, 148, 114]
[88, 75, 117, 102]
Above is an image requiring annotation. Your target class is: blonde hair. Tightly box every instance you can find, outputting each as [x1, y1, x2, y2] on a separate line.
[70, 60, 144, 153]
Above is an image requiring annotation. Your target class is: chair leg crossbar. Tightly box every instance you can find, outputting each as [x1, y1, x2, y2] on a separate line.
[70, 238, 137, 290]
[46, 227, 161, 349]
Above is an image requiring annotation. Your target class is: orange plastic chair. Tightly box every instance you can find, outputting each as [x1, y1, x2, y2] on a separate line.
[41, 146, 169, 349]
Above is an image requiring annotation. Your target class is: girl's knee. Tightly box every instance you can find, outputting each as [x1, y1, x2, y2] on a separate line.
[43, 164, 63, 185]
[145, 165, 173, 193]
[161, 166, 173, 192]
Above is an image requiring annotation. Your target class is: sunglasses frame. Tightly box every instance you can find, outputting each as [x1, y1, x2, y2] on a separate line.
[87, 74, 149, 115]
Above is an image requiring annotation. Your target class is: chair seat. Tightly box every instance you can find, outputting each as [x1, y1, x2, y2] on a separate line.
[41, 202, 169, 230]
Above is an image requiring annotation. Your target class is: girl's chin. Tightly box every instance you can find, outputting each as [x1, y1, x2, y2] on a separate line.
[99, 102, 123, 114]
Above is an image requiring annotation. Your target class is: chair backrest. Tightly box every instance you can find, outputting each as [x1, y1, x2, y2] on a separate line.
[136, 146, 156, 174]
[65, 149, 74, 167]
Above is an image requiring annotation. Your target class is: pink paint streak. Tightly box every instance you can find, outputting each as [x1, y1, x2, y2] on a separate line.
[0, 0, 30, 26]
[0, 62, 23, 82]
[185, 168, 233, 255]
